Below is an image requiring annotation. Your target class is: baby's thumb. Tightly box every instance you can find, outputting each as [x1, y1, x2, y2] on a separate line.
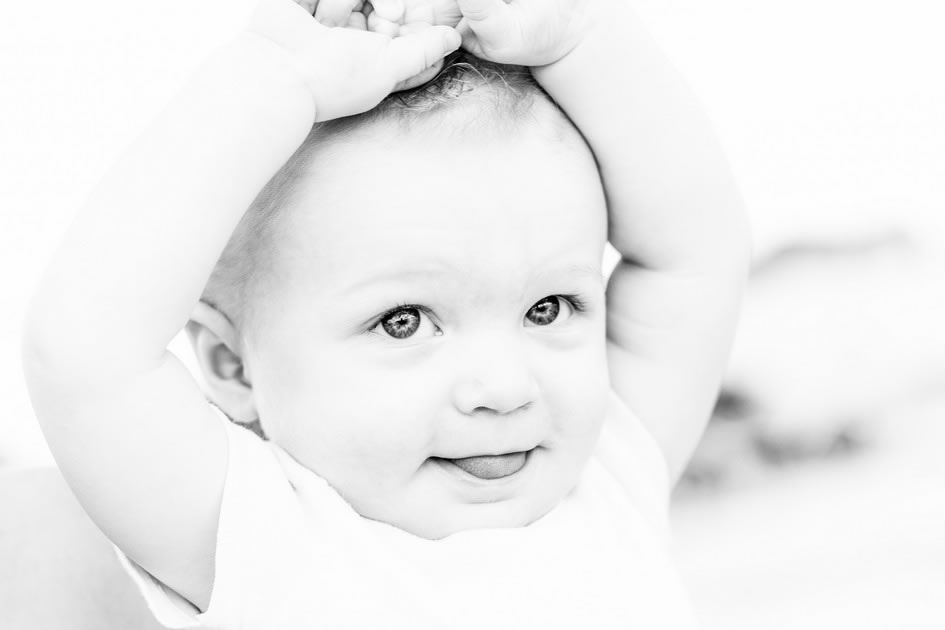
[386, 25, 461, 84]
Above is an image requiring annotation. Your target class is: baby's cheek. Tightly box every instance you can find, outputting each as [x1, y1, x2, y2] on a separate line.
[550, 347, 610, 435]
[339, 368, 442, 458]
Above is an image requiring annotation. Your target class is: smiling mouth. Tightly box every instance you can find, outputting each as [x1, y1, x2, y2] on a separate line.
[433, 451, 530, 480]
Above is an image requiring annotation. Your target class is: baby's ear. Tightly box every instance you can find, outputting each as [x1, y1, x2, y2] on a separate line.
[185, 301, 258, 427]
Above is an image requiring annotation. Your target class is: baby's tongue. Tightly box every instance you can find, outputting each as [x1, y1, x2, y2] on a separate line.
[450, 453, 526, 479]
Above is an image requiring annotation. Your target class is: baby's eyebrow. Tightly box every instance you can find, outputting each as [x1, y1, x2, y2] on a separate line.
[559, 264, 604, 279]
[342, 261, 603, 297]
[342, 266, 458, 295]
[532, 263, 605, 286]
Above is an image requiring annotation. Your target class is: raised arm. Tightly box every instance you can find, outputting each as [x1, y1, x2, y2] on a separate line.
[532, 5, 749, 482]
[21, 0, 459, 609]
[457, 0, 749, 482]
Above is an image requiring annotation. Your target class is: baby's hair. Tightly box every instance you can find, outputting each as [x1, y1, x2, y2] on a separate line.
[201, 51, 560, 345]
[329, 51, 544, 129]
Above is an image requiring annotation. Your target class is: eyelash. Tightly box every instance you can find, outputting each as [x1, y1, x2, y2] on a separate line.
[370, 303, 437, 330]
[378, 302, 428, 319]
[369, 294, 587, 333]
[556, 293, 587, 314]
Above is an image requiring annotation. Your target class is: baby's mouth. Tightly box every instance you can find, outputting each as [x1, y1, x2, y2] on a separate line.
[435, 452, 529, 480]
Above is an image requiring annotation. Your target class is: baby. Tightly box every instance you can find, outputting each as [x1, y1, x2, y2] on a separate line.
[22, 0, 747, 627]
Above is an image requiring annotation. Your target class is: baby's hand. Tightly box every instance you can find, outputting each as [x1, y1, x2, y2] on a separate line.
[348, 0, 463, 38]
[399, 0, 464, 30]
[249, 0, 461, 121]
[454, 0, 592, 66]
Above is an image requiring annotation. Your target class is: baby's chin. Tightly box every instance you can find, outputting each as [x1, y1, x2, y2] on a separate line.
[356, 457, 577, 541]
[388, 497, 556, 542]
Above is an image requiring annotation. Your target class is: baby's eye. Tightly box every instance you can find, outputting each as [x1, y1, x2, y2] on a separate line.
[372, 306, 440, 340]
[524, 296, 575, 326]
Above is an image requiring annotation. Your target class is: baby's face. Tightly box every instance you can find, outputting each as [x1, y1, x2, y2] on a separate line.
[243, 105, 609, 539]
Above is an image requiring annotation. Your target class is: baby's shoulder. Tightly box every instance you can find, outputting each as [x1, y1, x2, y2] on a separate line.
[592, 391, 673, 527]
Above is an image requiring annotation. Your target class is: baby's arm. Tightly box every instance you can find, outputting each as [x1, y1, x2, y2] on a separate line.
[535, 5, 749, 482]
[457, 0, 749, 483]
[21, 0, 458, 610]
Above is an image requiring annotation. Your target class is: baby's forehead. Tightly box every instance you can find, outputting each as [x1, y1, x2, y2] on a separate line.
[296, 129, 603, 241]
[274, 109, 605, 283]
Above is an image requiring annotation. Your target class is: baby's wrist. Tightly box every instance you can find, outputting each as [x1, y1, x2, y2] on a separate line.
[230, 31, 321, 119]
[530, 2, 625, 82]
[221, 31, 315, 124]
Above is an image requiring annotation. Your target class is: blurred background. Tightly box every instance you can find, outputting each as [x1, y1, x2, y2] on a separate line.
[2, 0, 943, 627]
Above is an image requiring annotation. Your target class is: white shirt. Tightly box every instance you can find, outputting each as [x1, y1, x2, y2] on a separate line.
[118, 393, 700, 629]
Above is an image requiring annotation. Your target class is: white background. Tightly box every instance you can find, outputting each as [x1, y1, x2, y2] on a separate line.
[2, 1, 944, 628]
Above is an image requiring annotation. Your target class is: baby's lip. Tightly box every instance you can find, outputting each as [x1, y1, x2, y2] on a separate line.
[432, 450, 531, 480]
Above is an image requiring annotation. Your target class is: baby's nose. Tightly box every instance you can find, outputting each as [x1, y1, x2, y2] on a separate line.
[450, 334, 539, 416]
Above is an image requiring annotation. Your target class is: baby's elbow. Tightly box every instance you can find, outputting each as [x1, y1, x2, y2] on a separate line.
[20, 304, 94, 403]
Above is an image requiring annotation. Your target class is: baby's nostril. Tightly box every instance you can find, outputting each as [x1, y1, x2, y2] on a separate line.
[470, 401, 531, 416]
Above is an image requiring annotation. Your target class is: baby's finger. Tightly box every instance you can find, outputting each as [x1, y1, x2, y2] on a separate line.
[346, 10, 368, 29]
[392, 59, 445, 93]
[294, 0, 317, 14]
[456, 0, 510, 25]
[368, 11, 401, 38]
[454, 17, 480, 53]
[313, 0, 361, 26]
[397, 22, 428, 36]
[369, 0, 404, 23]
[385, 25, 461, 84]
[457, 0, 521, 50]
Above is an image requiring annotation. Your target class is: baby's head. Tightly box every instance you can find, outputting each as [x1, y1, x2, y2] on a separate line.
[190, 52, 610, 539]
